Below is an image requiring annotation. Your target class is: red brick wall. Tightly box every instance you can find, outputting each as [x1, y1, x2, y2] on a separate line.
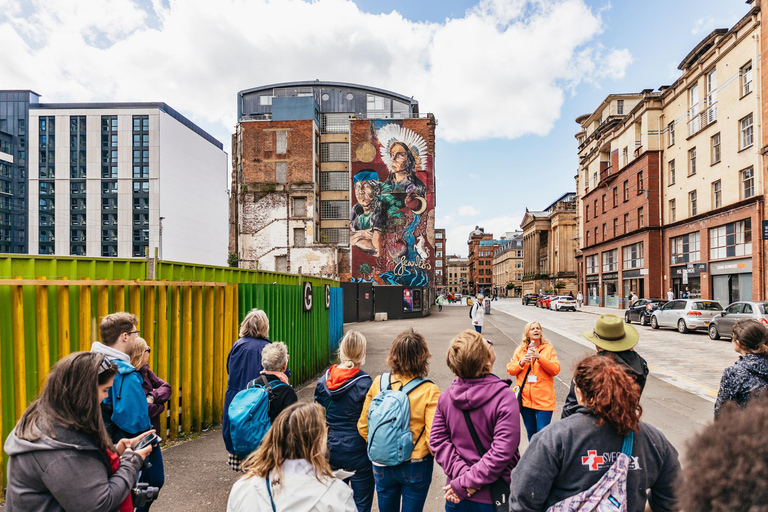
[239, 120, 315, 185]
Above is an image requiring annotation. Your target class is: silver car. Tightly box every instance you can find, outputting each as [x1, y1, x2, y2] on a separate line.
[651, 299, 723, 333]
[708, 301, 768, 340]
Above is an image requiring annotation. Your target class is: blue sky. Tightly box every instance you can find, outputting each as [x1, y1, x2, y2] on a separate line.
[0, 0, 753, 255]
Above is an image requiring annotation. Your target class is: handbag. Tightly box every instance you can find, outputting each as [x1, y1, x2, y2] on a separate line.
[462, 410, 512, 512]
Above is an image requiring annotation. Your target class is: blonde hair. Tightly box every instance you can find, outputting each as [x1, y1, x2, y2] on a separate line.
[240, 402, 332, 485]
[262, 342, 288, 372]
[239, 309, 270, 339]
[130, 337, 149, 369]
[521, 321, 549, 348]
[338, 331, 366, 369]
[446, 330, 492, 379]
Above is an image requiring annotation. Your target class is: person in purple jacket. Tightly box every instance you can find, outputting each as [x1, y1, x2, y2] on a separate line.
[430, 329, 521, 511]
[131, 337, 172, 437]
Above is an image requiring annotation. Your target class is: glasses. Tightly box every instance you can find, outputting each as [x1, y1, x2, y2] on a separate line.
[98, 356, 113, 374]
[145, 347, 151, 353]
[127, 330, 140, 336]
[484, 339, 494, 347]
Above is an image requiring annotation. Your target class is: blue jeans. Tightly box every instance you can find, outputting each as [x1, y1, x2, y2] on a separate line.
[446, 500, 496, 512]
[474, 325, 482, 333]
[136, 443, 164, 512]
[346, 464, 375, 512]
[372, 456, 433, 512]
[520, 407, 553, 441]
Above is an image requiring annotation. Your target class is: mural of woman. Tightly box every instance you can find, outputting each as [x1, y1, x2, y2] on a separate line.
[350, 170, 385, 257]
[377, 124, 428, 215]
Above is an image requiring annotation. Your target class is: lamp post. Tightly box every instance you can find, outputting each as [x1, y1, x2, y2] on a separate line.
[159, 216, 165, 260]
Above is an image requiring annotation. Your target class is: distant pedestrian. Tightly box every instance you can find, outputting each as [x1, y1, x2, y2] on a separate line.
[431, 330, 520, 511]
[358, 329, 440, 512]
[471, 294, 485, 333]
[507, 321, 560, 440]
[667, 288, 674, 301]
[130, 337, 171, 438]
[437, 294, 444, 312]
[715, 319, 768, 418]
[576, 290, 583, 309]
[315, 331, 374, 512]
[509, 355, 680, 512]
[223, 308, 275, 471]
[568, 291, 574, 299]
[628, 290, 637, 306]
[226, 402, 356, 512]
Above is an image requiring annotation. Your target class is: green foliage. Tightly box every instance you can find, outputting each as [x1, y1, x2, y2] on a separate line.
[554, 280, 566, 290]
[227, 252, 239, 268]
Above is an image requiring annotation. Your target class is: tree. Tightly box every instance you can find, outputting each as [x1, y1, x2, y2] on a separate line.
[227, 252, 238, 268]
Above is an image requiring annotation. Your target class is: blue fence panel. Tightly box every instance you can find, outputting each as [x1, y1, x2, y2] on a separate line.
[329, 287, 344, 360]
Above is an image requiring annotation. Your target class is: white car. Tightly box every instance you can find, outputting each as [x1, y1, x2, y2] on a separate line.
[550, 295, 577, 311]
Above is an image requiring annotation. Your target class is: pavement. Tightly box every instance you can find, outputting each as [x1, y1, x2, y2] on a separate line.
[2, 299, 726, 510]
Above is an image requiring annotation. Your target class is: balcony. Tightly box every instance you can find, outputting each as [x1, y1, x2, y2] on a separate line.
[688, 102, 717, 137]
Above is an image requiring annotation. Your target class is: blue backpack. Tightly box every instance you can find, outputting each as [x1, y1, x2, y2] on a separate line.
[367, 373, 430, 466]
[228, 375, 286, 458]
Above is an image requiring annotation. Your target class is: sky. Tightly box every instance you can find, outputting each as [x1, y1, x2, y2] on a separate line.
[0, 0, 753, 256]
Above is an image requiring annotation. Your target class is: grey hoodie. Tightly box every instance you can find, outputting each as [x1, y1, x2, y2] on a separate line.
[509, 406, 680, 512]
[4, 424, 143, 512]
[715, 353, 768, 417]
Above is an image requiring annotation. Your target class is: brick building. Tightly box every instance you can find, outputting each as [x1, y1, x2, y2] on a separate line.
[435, 228, 447, 292]
[467, 226, 503, 296]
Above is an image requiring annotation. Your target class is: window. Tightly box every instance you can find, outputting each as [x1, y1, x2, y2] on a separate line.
[594, 226, 598, 242]
[259, 95, 273, 106]
[293, 227, 305, 247]
[689, 190, 697, 216]
[711, 133, 721, 164]
[593, 199, 598, 218]
[706, 68, 717, 123]
[689, 83, 700, 135]
[668, 160, 675, 185]
[585, 230, 590, 246]
[637, 170, 644, 195]
[320, 143, 349, 162]
[623, 213, 629, 233]
[436, 242, 443, 248]
[617, 100, 624, 115]
[602, 249, 618, 271]
[671, 232, 700, 264]
[275, 131, 287, 155]
[669, 199, 676, 222]
[623, 180, 629, 202]
[668, 122, 675, 146]
[712, 180, 722, 209]
[602, 194, 606, 213]
[740, 114, 754, 149]
[623, 242, 644, 269]
[687, 147, 697, 176]
[741, 61, 753, 97]
[602, 223, 606, 241]
[586, 254, 599, 274]
[102, 181, 117, 194]
[293, 197, 307, 217]
[710, 219, 752, 259]
[622, 147, 628, 166]
[612, 218, 618, 237]
[612, 187, 618, 207]
[435, 232, 443, 239]
[638, 207, 644, 228]
[320, 200, 348, 220]
[741, 167, 754, 199]
[275, 162, 287, 183]
[132, 180, 149, 193]
[320, 171, 348, 191]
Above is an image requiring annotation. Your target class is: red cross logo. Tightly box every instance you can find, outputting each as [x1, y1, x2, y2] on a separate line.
[581, 450, 604, 471]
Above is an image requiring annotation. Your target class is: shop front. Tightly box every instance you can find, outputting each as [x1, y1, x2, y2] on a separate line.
[586, 275, 599, 306]
[622, 269, 646, 301]
[671, 263, 706, 299]
[603, 272, 619, 308]
[711, 258, 753, 305]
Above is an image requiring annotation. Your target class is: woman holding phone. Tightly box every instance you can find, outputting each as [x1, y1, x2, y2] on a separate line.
[507, 321, 560, 440]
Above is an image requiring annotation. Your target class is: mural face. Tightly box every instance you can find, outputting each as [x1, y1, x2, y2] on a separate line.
[350, 120, 435, 286]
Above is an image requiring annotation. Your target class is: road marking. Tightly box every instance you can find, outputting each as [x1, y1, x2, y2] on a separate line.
[491, 306, 717, 402]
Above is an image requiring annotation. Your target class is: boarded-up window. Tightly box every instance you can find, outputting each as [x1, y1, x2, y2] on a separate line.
[276, 162, 287, 183]
[276, 131, 287, 154]
[275, 255, 287, 272]
[293, 197, 306, 217]
[294, 228, 305, 247]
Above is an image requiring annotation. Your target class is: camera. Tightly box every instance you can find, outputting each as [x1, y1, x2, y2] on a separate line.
[132, 482, 160, 508]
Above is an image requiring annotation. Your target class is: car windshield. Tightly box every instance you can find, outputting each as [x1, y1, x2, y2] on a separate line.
[758, 303, 768, 315]
[694, 301, 723, 311]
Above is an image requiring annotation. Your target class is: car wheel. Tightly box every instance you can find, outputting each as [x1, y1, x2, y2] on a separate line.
[709, 324, 720, 340]
[677, 319, 689, 334]
[640, 314, 648, 326]
[651, 316, 659, 329]
[625, 312, 631, 324]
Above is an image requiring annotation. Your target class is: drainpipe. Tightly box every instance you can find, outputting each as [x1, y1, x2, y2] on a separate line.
[754, 32, 765, 300]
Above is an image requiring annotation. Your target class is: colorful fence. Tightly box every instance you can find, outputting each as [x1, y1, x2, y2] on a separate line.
[0, 255, 343, 497]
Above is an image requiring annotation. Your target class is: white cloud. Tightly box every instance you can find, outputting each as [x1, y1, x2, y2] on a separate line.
[437, 213, 523, 256]
[0, 0, 629, 147]
[458, 205, 479, 216]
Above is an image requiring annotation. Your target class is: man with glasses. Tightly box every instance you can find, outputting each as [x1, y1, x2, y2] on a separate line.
[92, 312, 163, 511]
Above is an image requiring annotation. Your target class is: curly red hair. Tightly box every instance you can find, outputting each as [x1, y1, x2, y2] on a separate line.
[573, 355, 642, 435]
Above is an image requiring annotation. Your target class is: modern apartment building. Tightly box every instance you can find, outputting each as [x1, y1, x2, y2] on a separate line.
[492, 231, 524, 297]
[0, 91, 229, 265]
[230, 81, 437, 285]
[446, 256, 469, 295]
[435, 228, 447, 291]
[575, 3, 765, 307]
[521, 193, 578, 296]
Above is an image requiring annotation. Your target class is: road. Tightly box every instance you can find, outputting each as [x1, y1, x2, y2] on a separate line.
[144, 298, 724, 511]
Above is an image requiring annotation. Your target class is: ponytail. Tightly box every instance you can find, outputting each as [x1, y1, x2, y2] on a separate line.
[573, 355, 642, 435]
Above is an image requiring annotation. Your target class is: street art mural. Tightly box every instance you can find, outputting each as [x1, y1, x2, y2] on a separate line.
[350, 120, 435, 286]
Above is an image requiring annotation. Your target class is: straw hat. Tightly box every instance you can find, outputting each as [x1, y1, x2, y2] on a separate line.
[581, 314, 639, 352]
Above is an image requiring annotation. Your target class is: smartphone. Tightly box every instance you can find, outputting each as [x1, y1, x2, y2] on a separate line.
[133, 433, 160, 451]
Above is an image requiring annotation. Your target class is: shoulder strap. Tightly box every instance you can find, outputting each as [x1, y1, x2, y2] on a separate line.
[265, 476, 277, 512]
[402, 377, 431, 395]
[621, 432, 633, 456]
[382, 372, 391, 391]
[462, 410, 486, 456]
[518, 362, 533, 395]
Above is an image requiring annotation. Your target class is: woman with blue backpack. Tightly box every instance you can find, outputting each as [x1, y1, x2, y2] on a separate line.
[508, 355, 680, 512]
[315, 331, 374, 512]
[358, 329, 441, 512]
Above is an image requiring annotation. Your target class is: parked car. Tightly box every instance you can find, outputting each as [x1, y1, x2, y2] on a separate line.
[651, 299, 723, 333]
[708, 301, 768, 340]
[537, 295, 553, 308]
[550, 295, 577, 311]
[522, 293, 539, 306]
[625, 299, 668, 326]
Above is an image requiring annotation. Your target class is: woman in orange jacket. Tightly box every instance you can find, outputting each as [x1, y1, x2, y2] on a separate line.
[507, 321, 561, 440]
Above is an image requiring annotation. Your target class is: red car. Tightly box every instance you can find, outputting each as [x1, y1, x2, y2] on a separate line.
[537, 295, 553, 308]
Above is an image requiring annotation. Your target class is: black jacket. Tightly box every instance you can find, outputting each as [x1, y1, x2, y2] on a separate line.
[509, 406, 680, 512]
[561, 350, 648, 419]
[715, 353, 768, 417]
[254, 373, 298, 423]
